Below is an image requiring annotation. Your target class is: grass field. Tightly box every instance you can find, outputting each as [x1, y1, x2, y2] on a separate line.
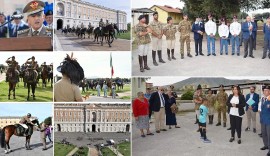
[54, 142, 76, 156]
[117, 142, 131, 156]
[116, 32, 131, 40]
[101, 147, 117, 156]
[0, 81, 53, 102]
[81, 84, 130, 97]
[75, 146, 89, 156]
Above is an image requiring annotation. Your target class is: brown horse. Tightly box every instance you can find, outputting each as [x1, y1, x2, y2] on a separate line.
[41, 65, 49, 88]
[6, 67, 19, 100]
[0, 119, 40, 154]
[24, 68, 38, 101]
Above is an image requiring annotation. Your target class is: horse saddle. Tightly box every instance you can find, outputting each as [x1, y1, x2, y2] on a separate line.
[14, 124, 33, 136]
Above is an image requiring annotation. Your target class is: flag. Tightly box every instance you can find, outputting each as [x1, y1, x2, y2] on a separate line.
[110, 53, 114, 77]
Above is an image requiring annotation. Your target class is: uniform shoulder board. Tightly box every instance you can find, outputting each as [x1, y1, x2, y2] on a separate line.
[17, 28, 30, 35]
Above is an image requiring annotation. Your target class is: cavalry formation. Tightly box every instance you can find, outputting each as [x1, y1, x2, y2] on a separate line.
[5, 56, 53, 101]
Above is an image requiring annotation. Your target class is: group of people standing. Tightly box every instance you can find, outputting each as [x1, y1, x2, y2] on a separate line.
[134, 12, 270, 72]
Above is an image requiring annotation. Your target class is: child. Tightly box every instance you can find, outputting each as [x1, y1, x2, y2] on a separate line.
[199, 98, 211, 143]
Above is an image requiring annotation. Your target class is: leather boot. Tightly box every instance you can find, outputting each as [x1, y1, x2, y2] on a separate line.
[171, 49, 176, 60]
[143, 56, 150, 70]
[167, 49, 171, 61]
[152, 50, 158, 66]
[139, 55, 144, 72]
[158, 50, 165, 63]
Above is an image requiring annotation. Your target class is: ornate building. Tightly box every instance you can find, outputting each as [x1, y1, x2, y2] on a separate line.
[0, 116, 37, 128]
[55, 0, 127, 30]
[54, 103, 131, 133]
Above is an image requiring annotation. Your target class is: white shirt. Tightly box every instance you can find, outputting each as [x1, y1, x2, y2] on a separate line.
[218, 24, 229, 38]
[158, 92, 165, 107]
[230, 21, 241, 36]
[230, 96, 242, 117]
[205, 20, 217, 36]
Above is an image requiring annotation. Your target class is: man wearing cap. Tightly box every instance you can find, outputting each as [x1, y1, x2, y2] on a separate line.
[178, 14, 193, 59]
[134, 15, 151, 72]
[99, 18, 105, 34]
[149, 12, 165, 65]
[54, 53, 84, 102]
[206, 89, 216, 124]
[163, 16, 177, 60]
[262, 16, 270, 59]
[17, 1, 49, 37]
[193, 84, 205, 131]
[192, 16, 205, 56]
[45, 10, 53, 28]
[218, 18, 229, 55]
[260, 85, 270, 155]
[9, 11, 29, 37]
[0, 12, 8, 38]
[242, 16, 257, 58]
[230, 15, 241, 56]
[19, 113, 35, 136]
[5, 56, 18, 82]
[205, 14, 217, 56]
[216, 85, 228, 127]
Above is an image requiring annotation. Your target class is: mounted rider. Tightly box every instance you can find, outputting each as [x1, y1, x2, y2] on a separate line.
[99, 18, 105, 35]
[25, 56, 38, 80]
[19, 113, 35, 136]
[5, 56, 19, 82]
[88, 22, 92, 28]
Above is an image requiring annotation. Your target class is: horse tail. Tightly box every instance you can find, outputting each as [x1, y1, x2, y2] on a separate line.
[0, 127, 5, 148]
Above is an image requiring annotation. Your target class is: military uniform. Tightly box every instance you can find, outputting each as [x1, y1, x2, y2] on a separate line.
[17, 26, 50, 37]
[163, 24, 177, 60]
[6, 58, 19, 82]
[178, 19, 192, 58]
[149, 20, 165, 64]
[99, 21, 105, 27]
[206, 93, 216, 124]
[216, 90, 228, 126]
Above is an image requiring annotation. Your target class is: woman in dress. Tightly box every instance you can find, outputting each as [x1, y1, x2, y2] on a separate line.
[165, 88, 180, 129]
[133, 91, 154, 137]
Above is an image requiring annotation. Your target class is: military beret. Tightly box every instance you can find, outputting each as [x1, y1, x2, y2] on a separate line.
[197, 84, 202, 90]
[45, 10, 53, 16]
[153, 12, 158, 16]
[12, 56, 15, 59]
[138, 15, 145, 20]
[263, 85, 270, 90]
[219, 84, 224, 88]
[23, 1, 45, 16]
[167, 16, 172, 22]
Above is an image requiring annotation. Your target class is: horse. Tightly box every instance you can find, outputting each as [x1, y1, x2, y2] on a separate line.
[79, 79, 87, 93]
[6, 67, 19, 100]
[41, 65, 49, 88]
[115, 78, 124, 90]
[24, 67, 38, 101]
[48, 65, 53, 88]
[86, 26, 94, 39]
[0, 119, 40, 153]
[113, 24, 120, 38]
[93, 24, 115, 47]
[78, 28, 87, 40]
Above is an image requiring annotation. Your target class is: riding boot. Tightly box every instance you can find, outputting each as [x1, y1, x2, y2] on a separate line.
[6, 76, 8, 82]
[158, 50, 166, 63]
[167, 49, 171, 61]
[171, 49, 176, 60]
[139, 55, 144, 72]
[143, 56, 150, 70]
[211, 115, 214, 124]
[152, 50, 158, 66]
[208, 116, 211, 124]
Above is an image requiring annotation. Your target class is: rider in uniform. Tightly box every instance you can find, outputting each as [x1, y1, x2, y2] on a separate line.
[25, 56, 38, 80]
[99, 18, 105, 35]
[5, 56, 19, 82]
[19, 113, 35, 136]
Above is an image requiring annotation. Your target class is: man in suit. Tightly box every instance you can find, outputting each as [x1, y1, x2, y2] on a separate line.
[192, 16, 205, 56]
[17, 1, 49, 37]
[242, 16, 257, 58]
[9, 11, 29, 37]
[149, 86, 168, 133]
[245, 86, 259, 133]
[262, 16, 270, 59]
[0, 12, 7, 38]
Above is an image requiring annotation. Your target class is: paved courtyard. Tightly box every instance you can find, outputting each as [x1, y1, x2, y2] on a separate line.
[132, 32, 270, 76]
[132, 103, 267, 156]
[0, 131, 53, 156]
[54, 30, 131, 51]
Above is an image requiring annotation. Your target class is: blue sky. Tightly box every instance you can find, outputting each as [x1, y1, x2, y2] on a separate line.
[0, 103, 53, 122]
[87, 0, 131, 23]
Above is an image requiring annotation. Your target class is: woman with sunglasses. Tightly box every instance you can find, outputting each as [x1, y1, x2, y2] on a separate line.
[226, 85, 246, 144]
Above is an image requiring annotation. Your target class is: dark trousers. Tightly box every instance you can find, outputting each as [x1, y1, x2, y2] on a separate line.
[261, 123, 270, 151]
[195, 38, 202, 54]
[263, 39, 270, 57]
[230, 115, 242, 138]
[149, 106, 152, 119]
[243, 36, 254, 56]
[253, 33, 257, 50]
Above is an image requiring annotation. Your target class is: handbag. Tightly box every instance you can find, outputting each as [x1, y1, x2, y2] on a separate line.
[170, 103, 178, 114]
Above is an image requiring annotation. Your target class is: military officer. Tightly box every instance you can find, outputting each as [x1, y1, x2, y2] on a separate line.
[45, 10, 53, 28]
[260, 85, 270, 156]
[193, 84, 205, 131]
[9, 10, 29, 37]
[218, 18, 229, 55]
[105, 20, 110, 26]
[0, 12, 7, 38]
[25, 56, 38, 79]
[163, 16, 177, 61]
[206, 89, 216, 124]
[262, 16, 270, 59]
[205, 13, 217, 56]
[178, 14, 193, 59]
[134, 15, 151, 72]
[19, 113, 35, 136]
[99, 19, 105, 28]
[5, 56, 18, 82]
[216, 84, 228, 127]
[192, 16, 205, 56]
[149, 12, 165, 65]
[17, 1, 50, 37]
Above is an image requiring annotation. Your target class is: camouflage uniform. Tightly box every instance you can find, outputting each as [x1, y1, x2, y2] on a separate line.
[99, 21, 105, 27]
[193, 91, 205, 117]
[216, 91, 228, 124]
[163, 24, 177, 48]
[206, 94, 216, 115]
[178, 20, 192, 57]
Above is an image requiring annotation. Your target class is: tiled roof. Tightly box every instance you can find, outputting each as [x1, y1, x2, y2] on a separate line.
[151, 5, 182, 14]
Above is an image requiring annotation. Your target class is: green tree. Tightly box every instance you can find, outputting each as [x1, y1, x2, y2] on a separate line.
[181, 89, 194, 100]
[44, 117, 52, 125]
